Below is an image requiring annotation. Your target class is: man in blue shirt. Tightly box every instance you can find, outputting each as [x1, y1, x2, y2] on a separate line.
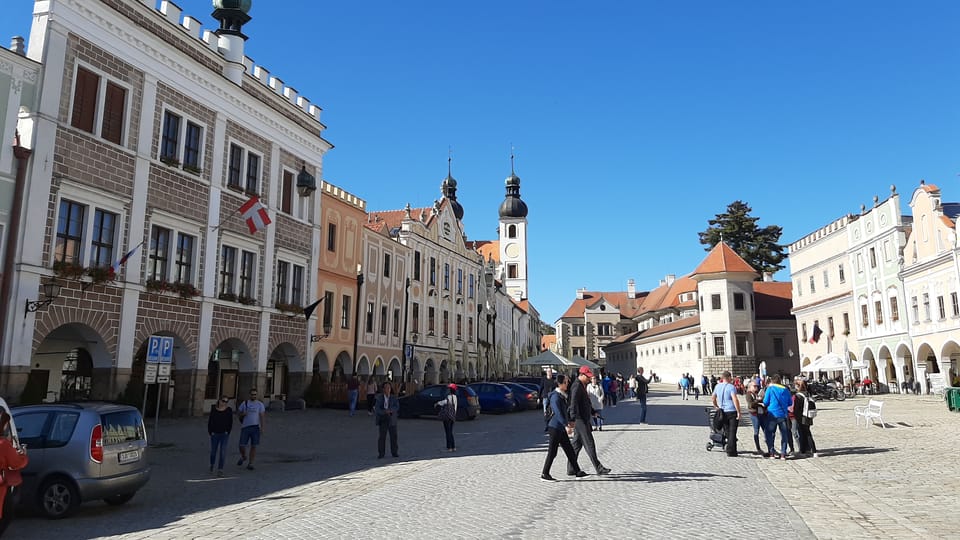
[711, 371, 741, 457]
[762, 374, 793, 459]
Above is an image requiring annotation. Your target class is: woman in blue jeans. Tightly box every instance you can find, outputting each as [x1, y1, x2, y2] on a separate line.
[762, 374, 793, 460]
[207, 396, 233, 476]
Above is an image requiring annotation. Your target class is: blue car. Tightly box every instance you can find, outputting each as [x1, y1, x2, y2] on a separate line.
[502, 382, 539, 411]
[467, 383, 516, 414]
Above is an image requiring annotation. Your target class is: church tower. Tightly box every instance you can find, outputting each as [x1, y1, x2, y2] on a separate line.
[498, 156, 528, 300]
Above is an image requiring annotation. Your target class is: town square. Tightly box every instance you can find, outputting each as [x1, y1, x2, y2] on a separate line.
[0, 1, 958, 539]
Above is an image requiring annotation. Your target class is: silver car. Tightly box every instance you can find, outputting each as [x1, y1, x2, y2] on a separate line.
[12, 402, 151, 518]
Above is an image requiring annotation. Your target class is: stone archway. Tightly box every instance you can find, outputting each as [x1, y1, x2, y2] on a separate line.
[356, 356, 371, 377]
[267, 342, 299, 401]
[896, 342, 916, 393]
[877, 345, 896, 392]
[132, 332, 195, 416]
[424, 358, 437, 385]
[387, 357, 401, 381]
[941, 341, 960, 387]
[25, 323, 113, 404]
[206, 338, 254, 409]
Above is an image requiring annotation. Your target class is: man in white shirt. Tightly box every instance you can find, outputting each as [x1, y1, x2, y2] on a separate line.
[236, 388, 266, 470]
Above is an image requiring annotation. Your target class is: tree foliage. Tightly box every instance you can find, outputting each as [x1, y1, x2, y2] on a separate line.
[698, 200, 786, 276]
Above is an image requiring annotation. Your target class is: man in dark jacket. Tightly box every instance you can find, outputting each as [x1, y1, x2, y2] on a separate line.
[541, 368, 557, 432]
[567, 366, 611, 476]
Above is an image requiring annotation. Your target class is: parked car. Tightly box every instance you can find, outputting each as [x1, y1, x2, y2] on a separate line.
[515, 382, 544, 407]
[502, 382, 539, 411]
[512, 376, 544, 393]
[12, 402, 151, 518]
[467, 383, 516, 414]
[398, 385, 480, 421]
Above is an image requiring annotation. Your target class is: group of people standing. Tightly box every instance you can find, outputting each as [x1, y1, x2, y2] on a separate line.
[740, 374, 819, 459]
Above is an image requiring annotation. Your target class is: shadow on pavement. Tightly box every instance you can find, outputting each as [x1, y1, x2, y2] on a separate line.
[816, 446, 893, 457]
[591, 471, 746, 483]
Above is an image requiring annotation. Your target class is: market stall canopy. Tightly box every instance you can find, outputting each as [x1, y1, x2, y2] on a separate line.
[519, 350, 579, 367]
[804, 353, 867, 372]
[570, 355, 600, 370]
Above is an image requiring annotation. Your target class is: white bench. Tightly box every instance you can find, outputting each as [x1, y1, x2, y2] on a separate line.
[854, 399, 885, 428]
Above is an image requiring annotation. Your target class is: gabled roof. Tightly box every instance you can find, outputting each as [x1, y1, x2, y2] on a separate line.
[637, 274, 697, 313]
[559, 291, 647, 319]
[692, 242, 757, 276]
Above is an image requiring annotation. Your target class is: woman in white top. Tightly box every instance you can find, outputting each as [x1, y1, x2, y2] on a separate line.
[366, 378, 378, 416]
[586, 376, 605, 431]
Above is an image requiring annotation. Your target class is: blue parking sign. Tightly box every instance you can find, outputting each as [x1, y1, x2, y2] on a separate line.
[147, 336, 174, 364]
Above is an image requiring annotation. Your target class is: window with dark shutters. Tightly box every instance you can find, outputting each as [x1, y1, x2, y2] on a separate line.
[100, 81, 126, 144]
[281, 170, 294, 214]
[71, 67, 99, 133]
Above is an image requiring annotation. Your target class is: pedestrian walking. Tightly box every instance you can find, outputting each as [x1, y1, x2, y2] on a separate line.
[793, 379, 819, 457]
[609, 377, 619, 406]
[347, 375, 360, 416]
[586, 375, 604, 431]
[628, 375, 637, 400]
[762, 374, 793, 460]
[567, 366, 611, 476]
[207, 395, 233, 476]
[711, 371, 741, 457]
[635, 366, 651, 424]
[435, 383, 458, 451]
[601, 374, 613, 407]
[541, 374, 587, 481]
[701, 374, 710, 395]
[679, 374, 690, 400]
[236, 388, 265, 470]
[0, 411, 28, 537]
[375, 381, 400, 458]
[366, 377, 377, 415]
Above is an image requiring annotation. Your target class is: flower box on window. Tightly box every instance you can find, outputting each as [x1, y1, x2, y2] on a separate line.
[159, 155, 180, 167]
[52, 261, 87, 280]
[182, 164, 202, 175]
[218, 292, 237, 302]
[237, 295, 257, 306]
[86, 266, 116, 285]
[275, 301, 302, 314]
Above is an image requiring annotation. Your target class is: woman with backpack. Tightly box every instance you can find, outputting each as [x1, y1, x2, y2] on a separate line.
[541, 374, 586, 481]
[793, 379, 819, 457]
[435, 384, 458, 452]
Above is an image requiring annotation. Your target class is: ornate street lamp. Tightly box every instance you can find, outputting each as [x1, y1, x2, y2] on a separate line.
[25, 279, 62, 316]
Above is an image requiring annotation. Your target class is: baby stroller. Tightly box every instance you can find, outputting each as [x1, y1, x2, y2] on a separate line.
[705, 407, 727, 452]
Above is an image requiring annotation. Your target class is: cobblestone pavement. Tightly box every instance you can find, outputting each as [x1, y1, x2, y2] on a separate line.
[10, 385, 956, 539]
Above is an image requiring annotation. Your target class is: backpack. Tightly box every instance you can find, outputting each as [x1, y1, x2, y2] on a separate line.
[804, 395, 818, 418]
[544, 391, 557, 422]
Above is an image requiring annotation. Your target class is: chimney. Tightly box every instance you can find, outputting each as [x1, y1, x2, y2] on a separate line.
[576, 287, 586, 300]
[627, 279, 636, 299]
[659, 279, 666, 287]
[763, 272, 773, 282]
[666, 274, 676, 286]
[9, 36, 25, 55]
[211, 1, 252, 86]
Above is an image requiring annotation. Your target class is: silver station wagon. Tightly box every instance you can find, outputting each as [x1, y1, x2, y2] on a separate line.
[12, 402, 151, 518]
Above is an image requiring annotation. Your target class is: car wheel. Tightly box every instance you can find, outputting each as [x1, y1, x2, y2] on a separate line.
[39, 476, 80, 519]
[104, 493, 136, 506]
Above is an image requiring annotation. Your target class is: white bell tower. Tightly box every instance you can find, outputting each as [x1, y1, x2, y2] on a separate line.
[498, 155, 528, 301]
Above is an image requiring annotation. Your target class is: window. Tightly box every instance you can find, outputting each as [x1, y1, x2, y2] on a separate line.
[869, 247, 877, 268]
[90, 209, 116, 268]
[456, 314, 462, 340]
[239, 250, 256, 299]
[175, 233, 195, 284]
[507, 264, 518, 279]
[938, 295, 946, 320]
[735, 334, 747, 356]
[219, 246, 237, 295]
[323, 291, 334, 331]
[796, 280, 802, 297]
[573, 347, 585, 358]
[281, 170, 294, 214]
[468, 274, 475, 298]
[923, 293, 931, 321]
[773, 337, 784, 358]
[429, 257, 437, 287]
[883, 240, 892, 261]
[383, 253, 391, 278]
[842, 312, 850, 334]
[861, 304, 869, 327]
[823, 270, 829, 289]
[411, 303, 420, 333]
[327, 223, 336, 251]
[952, 293, 959, 317]
[507, 224, 517, 238]
[71, 66, 127, 145]
[443, 263, 450, 290]
[911, 296, 919, 322]
[341, 295, 351, 328]
[245, 153, 260, 194]
[838, 263, 845, 283]
[365, 302, 374, 333]
[413, 251, 421, 281]
[456, 268, 463, 295]
[291, 265, 304, 305]
[393, 308, 401, 337]
[875, 300, 884, 324]
[801, 323, 807, 342]
[856, 253, 864, 273]
[159, 110, 204, 169]
[573, 325, 585, 336]
[380, 305, 388, 336]
[442, 310, 449, 337]
[55, 200, 86, 264]
[228, 144, 243, 189]
[428, 307, 436, 334]
[711, 294, 721, 310]
[276, 261, 289, 304]
[713, 336, 725, 356]
[827, 316, 835, 338]
[733, 293, 745, 310]
[597, 323, 612, 336]
[890, 297, 899, 322]
[809, 275, 816, 294]
[149, 226, 171, 281]
[468, 317, 473, 342]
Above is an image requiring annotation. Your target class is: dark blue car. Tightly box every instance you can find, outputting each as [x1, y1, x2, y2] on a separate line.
[502, 382, 539, 411]
[467, 383, 516, 414]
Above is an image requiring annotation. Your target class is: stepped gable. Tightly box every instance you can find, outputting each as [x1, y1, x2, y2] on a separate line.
[692, 242, 757, 276]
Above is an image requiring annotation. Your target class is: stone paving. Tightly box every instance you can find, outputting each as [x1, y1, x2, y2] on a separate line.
[9, 384, 958, 539]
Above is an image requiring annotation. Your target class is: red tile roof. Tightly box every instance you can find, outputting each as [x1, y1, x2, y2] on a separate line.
[693, 242, 757, 276]
[921, 182, 940, 193]
[636, 315, 701, 339]
[468, 240, 500, 263]
[753, 281, 794, 319]
[559, 291, 648, 319]
[541, 335, 556, 351]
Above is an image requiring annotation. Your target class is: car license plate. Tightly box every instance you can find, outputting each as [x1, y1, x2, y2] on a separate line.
[118, 450, 140, 464]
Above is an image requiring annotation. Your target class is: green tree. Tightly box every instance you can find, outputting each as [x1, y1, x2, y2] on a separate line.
[698, 200, 786, 275]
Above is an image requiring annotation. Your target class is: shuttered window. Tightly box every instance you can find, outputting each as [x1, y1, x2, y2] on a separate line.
[281, 170, 293, 214]
[183, 122, 202, 168]
[71, 67, 99, 133]
[100, 81, 126, 144]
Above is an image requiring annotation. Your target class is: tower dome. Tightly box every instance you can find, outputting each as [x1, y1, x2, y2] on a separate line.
[499, 172, 528, 218]
[441, 170, 464, 220]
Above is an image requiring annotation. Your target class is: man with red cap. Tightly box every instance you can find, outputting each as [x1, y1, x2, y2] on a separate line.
[567, 366, 611, 475]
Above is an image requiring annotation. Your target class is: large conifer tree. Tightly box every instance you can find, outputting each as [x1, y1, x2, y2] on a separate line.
[698, 200, 786, 276]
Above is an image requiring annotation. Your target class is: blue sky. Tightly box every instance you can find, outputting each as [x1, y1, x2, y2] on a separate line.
[3, 1, 959, 323]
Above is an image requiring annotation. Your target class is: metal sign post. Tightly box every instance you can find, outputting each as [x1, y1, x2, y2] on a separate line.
[145, 335, 174, 445]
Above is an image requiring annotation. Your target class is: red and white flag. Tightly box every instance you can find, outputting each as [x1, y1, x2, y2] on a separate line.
[239, 196, 272, 234]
